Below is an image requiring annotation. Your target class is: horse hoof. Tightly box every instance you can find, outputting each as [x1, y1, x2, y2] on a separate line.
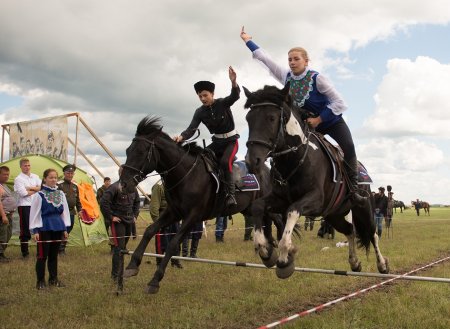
[145, 285, 159, 294]
[379, 257, 390, 274]
[351, 261, 362, 272]
[275, 257, 295, 279]
[260, 248, 278, 268]
[123, 268, 139, 278]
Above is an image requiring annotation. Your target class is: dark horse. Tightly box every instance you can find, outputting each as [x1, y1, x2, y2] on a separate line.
[411, 200, 430, 216]
[243, 84, 389, 278]
[393, 200, 405, 213]
[120, 116, 283, 293]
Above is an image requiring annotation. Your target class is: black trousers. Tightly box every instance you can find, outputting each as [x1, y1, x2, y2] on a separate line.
[35, 231, 63, 282]
[154, 222, 180, 255]
[110, 221, 131, 278]
[208, 139, 239, 181]
[18, 206, 31, 256]
[318, 117, 356, 162]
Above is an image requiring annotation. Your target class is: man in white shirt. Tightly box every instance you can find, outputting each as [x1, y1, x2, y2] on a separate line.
[13, 158, 41, 258]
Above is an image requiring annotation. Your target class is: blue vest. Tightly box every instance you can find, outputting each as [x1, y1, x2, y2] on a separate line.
[287, 70, 341, 131]
[38, 187, 67, 232]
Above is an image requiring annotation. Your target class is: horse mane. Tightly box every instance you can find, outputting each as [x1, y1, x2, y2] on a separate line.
[136, 116, 164, 137]
[136, 115, 205, 156]
[181, 142, 204, 155]
[244, 85, 290, 109]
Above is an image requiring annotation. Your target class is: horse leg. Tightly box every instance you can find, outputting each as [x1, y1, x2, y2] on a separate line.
[276, 209, 299, 279]
[252, 198, 278, 268]
[146, 219, 195, 294]
[124, 209, 176, 277]
[370, 233, 389, 274]
[345, 231, 362, 272]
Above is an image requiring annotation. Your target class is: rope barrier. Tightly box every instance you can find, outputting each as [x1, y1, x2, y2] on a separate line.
[123, 251, 450, 284]
[258, 255, 450, 328]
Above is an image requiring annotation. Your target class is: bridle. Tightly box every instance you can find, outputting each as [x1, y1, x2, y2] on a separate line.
[121, 135, 198, 190]
[246, 102, 287, 157]
[245, 101, 313, 185]
[121, 136, 158, 185]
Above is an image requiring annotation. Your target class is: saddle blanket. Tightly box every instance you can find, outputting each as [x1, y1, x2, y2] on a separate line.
[238, 173, 260, 191]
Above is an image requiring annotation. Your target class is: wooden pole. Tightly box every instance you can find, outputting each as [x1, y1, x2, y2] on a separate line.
[68, 137, 104, 179]
[77, 116, 121, 167]
[74, 113, 80, 165]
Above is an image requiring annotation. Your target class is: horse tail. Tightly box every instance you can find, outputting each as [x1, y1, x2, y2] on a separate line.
[353, 187, 375, 252]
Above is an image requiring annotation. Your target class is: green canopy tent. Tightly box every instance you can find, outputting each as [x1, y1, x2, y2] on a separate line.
[1, 154, 109, 247]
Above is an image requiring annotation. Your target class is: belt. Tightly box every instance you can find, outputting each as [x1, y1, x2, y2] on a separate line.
[214, 129, 237, 139]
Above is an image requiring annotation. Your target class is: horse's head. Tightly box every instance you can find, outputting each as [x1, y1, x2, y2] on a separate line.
[120, 116, 162, 193]
[244, 83, 306, 174]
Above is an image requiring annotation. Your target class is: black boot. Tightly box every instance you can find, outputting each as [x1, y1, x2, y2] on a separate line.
[224, 179, 237, 208]
[59, 241, 67, 255]
[182, 238, 189, 258]
[345, 157, 367, 206]
[171, 259, 183, 269]
[190, 238, 199, 258]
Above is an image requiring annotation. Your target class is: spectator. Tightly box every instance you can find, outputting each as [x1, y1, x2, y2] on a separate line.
[57, 164, 83, 254]
[30, 168, 71, 289]
[150, 179, 183, 268]
[317, 219, 335, 239]
[414, 198, 421, 216]
[215, 215, 228, 242]
[96, 177, 111, 203]
[374, 187, 388, 238]
[243, 214, 253, 241]
[181, 222, 202, 258]
[386, 185, 394, 228]
[100, 167, 140, 282]
[97, 176, 113, 252]
[14, 158, 41, 258]
[0, 166, 17, 262]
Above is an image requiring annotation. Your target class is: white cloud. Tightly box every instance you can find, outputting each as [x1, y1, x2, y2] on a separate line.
[358, 137, 449, 204]
[362, 56, 450, 137]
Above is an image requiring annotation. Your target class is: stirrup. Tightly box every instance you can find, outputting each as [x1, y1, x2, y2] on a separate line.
[225, 194, 237, 207]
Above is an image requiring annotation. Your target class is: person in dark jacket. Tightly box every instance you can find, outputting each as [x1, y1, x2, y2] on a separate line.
[57, 164, 83, 254]
[150, 180, 183, 268]
[374, 187, 388, 238]
[173, 66, 240, 208]
[100, 167, 140, 282]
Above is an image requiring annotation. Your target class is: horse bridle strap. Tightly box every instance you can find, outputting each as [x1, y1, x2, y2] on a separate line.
[246, 102, 285, 154]
[122, 137, 157, 184]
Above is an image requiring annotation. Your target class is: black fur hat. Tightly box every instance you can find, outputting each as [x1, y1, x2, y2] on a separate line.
[194, 81, 215, 93]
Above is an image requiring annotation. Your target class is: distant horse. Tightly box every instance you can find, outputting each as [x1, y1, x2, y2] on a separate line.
[411, 201, 430, 216]
[393, 200, 405, 213]
[119, 116, 287, 294]
[243, 84, 389, 278]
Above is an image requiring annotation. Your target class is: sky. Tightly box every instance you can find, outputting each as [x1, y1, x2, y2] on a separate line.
[1, 0, 450, 204]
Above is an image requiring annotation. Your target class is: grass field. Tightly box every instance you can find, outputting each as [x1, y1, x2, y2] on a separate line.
[1, 207, 449, 329]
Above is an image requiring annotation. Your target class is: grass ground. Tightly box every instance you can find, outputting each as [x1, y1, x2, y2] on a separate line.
[0, 207, 449, 329]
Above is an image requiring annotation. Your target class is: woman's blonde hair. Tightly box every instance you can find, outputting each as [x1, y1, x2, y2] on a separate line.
[288, 47, 309, 62]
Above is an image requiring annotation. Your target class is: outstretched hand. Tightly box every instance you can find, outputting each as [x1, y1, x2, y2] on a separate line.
[229, 66, 237, 85]
[240, 26, 252, 42]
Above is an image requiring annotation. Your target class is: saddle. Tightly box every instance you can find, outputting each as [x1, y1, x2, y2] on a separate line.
[200, 151, 260, 193]
[311, 132, 372, 184]
[310, 132, 372, 216]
